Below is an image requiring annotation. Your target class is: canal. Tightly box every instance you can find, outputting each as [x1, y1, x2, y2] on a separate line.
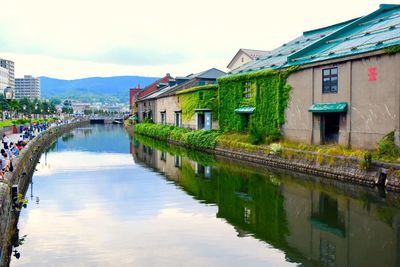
[10, 124, 400, 267]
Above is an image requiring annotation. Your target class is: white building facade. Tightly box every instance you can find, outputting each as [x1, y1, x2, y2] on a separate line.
[15, 75, 41, 99]
[0, 59, 15, 89]
[0, 67, 9, 94]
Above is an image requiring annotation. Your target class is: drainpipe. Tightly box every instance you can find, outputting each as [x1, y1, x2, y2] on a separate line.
[311, 67, 315, 144]
[396, 53, 400, 147]
[348, 61, 352, 148]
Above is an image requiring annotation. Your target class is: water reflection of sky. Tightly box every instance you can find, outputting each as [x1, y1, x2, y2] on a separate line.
[54, 125, 130, 153]
[12, 126, 296, 267]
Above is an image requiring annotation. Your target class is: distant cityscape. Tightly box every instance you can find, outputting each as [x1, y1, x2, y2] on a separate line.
[0, 57, 131, 114]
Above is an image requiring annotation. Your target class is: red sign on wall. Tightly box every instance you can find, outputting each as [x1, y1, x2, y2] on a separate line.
[368, 67, 377, 81]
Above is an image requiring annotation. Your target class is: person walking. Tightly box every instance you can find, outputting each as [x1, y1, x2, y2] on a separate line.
[2, 134, 10, 148]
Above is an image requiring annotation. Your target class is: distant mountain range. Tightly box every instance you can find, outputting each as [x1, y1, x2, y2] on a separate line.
[40, 76, 159, 104]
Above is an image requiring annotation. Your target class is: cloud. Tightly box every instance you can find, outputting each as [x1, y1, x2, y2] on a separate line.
[0, 0, 385, 78]
[36, 151, 135, 176]
[1, 52, 227, 79]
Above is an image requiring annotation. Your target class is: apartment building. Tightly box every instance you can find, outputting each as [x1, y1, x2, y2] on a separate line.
[15, 75, 41, 99]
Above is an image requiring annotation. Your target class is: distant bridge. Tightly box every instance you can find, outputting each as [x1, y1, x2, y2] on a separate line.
[89, 115, 126, 124]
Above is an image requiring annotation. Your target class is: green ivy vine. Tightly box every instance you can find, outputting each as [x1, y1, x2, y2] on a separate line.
[217, 67, 298, 144]
[384, 44, 400, 55]
[177, 84, 219, 122]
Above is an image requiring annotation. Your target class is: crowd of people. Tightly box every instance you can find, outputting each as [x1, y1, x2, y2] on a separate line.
[0, 119, 75, 179]
[0, 122, 54, 178]
[0, 134, 21, 178]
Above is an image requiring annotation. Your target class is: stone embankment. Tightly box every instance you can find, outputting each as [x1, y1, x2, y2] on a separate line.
[132, 128, 400, 192]
[0, 120, 88, 266]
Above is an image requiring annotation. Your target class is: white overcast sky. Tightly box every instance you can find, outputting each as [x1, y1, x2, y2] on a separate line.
[0, 0, 393, 79]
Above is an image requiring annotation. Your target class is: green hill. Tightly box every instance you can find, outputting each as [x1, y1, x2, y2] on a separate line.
[40, 76, 159, 103]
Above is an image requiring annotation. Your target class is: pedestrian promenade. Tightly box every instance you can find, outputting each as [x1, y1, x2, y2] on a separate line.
[1, 134, 20, 149]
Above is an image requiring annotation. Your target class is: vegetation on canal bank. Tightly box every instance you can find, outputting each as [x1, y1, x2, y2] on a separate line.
[218, 131, 400, 165]
[134, 123, 400, 167]
[132, 134, 216, 166]
[134, 123, 220, 149]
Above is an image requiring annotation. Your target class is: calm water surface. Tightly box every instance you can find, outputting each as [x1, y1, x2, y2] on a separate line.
[11, 125, 400, 267]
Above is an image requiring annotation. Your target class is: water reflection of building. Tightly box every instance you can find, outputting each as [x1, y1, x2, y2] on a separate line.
[131, 140, 182, 181]
[283, 183, 400, 267]
[131, 136, 400, 267]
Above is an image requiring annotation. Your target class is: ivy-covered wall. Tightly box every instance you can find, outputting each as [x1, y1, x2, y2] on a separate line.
[177, 84, 218, 122]
[218, 68, 296, 143]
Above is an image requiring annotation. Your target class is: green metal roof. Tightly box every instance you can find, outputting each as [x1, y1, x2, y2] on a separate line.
[308, 102, 348, 113]
[288, 4, 400, 66]
[235, 106, 255, 114]
[226, 4, 400, 77]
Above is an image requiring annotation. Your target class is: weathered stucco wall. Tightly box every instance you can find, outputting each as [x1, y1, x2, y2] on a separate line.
[350, 53, 400, 148]
[0, 120, 89, 266]
[284, 52, 400, 149]
[156, 95, 180, 125]
[283, 68, 314, 143]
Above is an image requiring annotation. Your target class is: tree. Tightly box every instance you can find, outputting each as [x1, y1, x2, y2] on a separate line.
[9, 99, 20, 119]
[9, 99, 20, 112]
[49, 97, 61, 105]
[31, 98, 40, 114]
[40, 100, 50, 115]
[0, 95, 10, 114]
[49, 102, 56, 114]
[62, 107, 73, 114]
[18, 98, 32, 115]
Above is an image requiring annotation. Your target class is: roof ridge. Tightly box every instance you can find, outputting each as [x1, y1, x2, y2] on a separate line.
[303, 18, 359, 36]
[143, 74, 171, 90]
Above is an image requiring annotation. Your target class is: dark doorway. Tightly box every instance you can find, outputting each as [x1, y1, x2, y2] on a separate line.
[174, 112, 181, 127]
[197, 113, 205, 129]
[322, 113, 340, 144]
[242, 114, 250, 131]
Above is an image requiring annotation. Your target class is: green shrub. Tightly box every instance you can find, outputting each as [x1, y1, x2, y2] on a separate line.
[249, 119, 264, 144]
[186, 130, 220, 149]
[133, 133, 216, 166]
[134, 123, 220, 149]
[143, 117, 154, 123]
[359, 152, 373, 170]
[270, 143, 283, 155]
[378, 131, 400, 158]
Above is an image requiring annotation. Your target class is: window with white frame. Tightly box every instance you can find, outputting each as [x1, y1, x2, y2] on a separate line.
[244, 82, 252, 98]
[322, 67, 338, 93]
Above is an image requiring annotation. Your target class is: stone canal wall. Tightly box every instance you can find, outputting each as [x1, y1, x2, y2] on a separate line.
[0, 120, 89, 266]
[214, 147, 400, 191]
[215, 147, 377, 185]
[133, 129, 400, 192]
